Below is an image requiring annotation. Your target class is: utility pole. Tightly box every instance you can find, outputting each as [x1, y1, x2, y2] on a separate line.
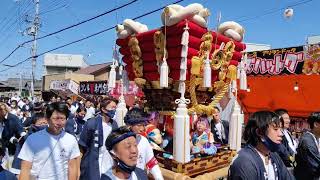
[18, 72, 22, 96]
[27, 0, 40, 98]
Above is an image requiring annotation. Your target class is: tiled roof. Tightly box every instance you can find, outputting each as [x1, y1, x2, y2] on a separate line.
[75, 62, 112, 75]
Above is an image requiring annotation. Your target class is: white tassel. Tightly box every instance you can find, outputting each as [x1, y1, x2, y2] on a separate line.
[178, 80, 187, 94]
[203, 54, 211, 88]
[115, 96, 128, 126]
[108, 64, 116, 90]
[181, 22, 189, 46]
[160, 58, 169, 88]
[240, 69, 247, 90]
[180, 58, 187, 70]
[229, 101, 243, 151]
[179, 69, 187, 81]
[179, 22, 189, 81]
[173, 83, 190, 163]
[181, 45, 188, 59]
[237, 64, 241, 79]
[229, 82, 233, 98]
[119, 65, 123, 76]
[229, 80, 237, 98]
[232, 80, 237, 92]
[240, 54, 247, 90]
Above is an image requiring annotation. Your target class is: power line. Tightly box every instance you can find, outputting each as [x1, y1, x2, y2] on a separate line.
[0, 0, 138, 64]
[39, 0, 68, 15]
[39, 3, 68, 15]
[0, 0, 34, 48]
[0, 3, 18, 26]
[0, 0, 32, 34]
[0, 0, 187, 72]
[238, 0, 314, 22]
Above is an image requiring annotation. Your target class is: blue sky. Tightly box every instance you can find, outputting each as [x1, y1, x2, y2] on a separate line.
[0, 0, 319, 80]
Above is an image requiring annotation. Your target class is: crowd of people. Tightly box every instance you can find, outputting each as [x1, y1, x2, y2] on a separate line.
[0, 95, 165, 180]
[0, 93, 319, 180]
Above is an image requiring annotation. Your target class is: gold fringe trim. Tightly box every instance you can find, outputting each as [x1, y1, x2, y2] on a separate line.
[128, 36, 143, 78]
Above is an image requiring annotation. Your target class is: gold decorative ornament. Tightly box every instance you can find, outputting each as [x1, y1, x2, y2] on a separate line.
[154, 30, 166, 63]
[128, 36, 144, 78]
[188, 31, 236, 116]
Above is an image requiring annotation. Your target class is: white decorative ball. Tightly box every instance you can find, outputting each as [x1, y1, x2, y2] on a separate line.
[284, 8, 294, 18]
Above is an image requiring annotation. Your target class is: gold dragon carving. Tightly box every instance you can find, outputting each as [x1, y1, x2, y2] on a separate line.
[188, 31, 237, 116]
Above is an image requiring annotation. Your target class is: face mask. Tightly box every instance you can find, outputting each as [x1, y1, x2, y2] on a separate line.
[11, 105, 16, 108]
[109, 150, 136, 174]
[115, 157, 136, 174]
[77, 115, 84, 121]
[33, 125, 48, 132]
[103, 109, 116, 119]
[261, 136, 281, 152]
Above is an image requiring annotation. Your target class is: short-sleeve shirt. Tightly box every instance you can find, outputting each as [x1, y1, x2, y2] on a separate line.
[136, 135, 155, 170]
[18, 129, 80, 180]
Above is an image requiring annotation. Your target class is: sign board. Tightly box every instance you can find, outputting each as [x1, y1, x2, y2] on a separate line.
[79, 81, 108, 95]
[246, 46, 304, 75]
[49, 80, 79, 94]
[246, 44, 320, 76]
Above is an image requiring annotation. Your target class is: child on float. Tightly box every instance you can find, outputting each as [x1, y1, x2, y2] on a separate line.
[144, 112, 165, 151]
[190, 114, 217, 156]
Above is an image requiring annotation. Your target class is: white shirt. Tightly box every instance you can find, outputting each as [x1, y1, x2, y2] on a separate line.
[283, 129, 297, 154]
[18, 100, 25, 109]
[137, 135, 164, 180]
[11, 96, 20, 103]
[137, 135, 154, 170]
[103, 168, 138, 180]
[10, 109, 19, 117]
[215, 122, 226, 140]
[70, 104, 79, 115]
[256, 150, 276, 180]
[84, 107, 96, 121]
[18, 129, 80, 180]
[99, 121, 113, 176]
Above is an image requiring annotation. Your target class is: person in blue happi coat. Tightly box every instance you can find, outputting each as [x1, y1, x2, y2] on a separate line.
[0, 103, 26, 157]
[65, 104, 87, 139]
[228, 111, 294, 180]
[79, 97, 118, 180]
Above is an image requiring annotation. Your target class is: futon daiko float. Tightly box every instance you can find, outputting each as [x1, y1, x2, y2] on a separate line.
[116, 3, 246, 179]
